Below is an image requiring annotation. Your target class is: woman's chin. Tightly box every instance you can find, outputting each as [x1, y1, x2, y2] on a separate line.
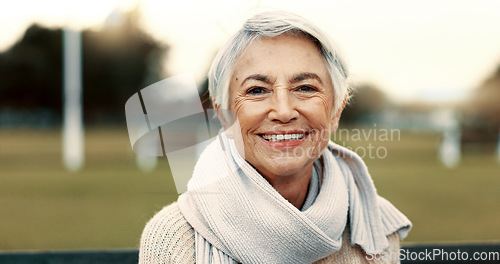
[245, 135, 323, 179]
[260, 156, 313, 178]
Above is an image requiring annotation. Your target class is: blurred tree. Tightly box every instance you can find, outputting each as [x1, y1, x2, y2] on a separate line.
[82, 7, 167, 123]
[0, 7, 168, 125]
[468, 65, 500, 127]
[0, 25, 63, 111]
[341, 83, 387, 124]
[460, 64, 500, 150]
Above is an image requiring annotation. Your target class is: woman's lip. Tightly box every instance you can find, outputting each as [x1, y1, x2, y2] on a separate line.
[258, 132, 309, 149]
[259, 130, 309, 135]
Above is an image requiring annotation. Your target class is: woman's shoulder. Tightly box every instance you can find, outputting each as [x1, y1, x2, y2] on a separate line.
[139, 202, 195, 264]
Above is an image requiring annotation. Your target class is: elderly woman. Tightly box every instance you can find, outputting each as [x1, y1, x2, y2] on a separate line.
[139, 11, 411, 264]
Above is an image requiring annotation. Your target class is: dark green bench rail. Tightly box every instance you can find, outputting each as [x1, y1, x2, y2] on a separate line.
[0, 249, 138, 264]
[0, 244, 498, 263]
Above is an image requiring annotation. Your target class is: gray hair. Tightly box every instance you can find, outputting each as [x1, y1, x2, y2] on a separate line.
[208, 11, 350, 114]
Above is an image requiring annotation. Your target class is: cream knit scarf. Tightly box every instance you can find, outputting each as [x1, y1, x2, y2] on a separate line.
[178, 133, 411, 263]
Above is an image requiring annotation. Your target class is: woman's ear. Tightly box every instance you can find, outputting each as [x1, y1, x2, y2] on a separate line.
[330, 98, 347, 133]
[214, 103, 244, 156]
[214, 103, 230, 130]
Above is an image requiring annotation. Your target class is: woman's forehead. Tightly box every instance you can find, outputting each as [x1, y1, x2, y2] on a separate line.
[232, 34, 329, 81]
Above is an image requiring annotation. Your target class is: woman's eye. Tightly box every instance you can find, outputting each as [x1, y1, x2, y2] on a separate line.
[296, 85, 318, 93]
[246, 87, 268, 95]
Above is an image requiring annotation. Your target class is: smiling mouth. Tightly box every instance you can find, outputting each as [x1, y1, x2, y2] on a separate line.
[259, 132, 307, 142]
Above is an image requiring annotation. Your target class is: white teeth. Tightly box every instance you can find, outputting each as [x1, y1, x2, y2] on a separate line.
[261, 133, 305, 142]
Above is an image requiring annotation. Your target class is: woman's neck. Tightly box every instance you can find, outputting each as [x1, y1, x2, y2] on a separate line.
[263, 165, 313, 209]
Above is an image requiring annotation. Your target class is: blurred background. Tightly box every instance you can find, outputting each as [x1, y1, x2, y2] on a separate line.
[1, 0, 499, 251]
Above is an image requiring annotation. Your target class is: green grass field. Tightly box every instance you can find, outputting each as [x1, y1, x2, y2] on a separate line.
[0, 127, 499, 251]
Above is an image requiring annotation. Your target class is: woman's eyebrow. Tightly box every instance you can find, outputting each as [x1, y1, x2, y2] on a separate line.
[290, 72, 323, 84]
[241, 74, 273, 86]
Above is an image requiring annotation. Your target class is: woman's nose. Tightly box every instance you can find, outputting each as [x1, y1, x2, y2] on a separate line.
[268, 89, 299, 123]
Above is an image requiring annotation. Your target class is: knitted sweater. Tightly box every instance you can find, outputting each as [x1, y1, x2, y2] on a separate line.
[139, 202, 401, 264]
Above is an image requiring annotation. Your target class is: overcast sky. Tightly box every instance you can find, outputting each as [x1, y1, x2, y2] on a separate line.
[2, 0, 500, 103]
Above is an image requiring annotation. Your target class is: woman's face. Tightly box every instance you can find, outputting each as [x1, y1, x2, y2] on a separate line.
[228, 34, 342, 181]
